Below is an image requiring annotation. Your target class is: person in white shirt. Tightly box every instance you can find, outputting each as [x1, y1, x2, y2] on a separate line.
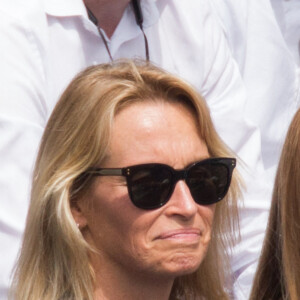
[0, 0, 271, 299]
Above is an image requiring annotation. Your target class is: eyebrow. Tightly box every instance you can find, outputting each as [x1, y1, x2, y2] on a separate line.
[94, 156, 211, 171]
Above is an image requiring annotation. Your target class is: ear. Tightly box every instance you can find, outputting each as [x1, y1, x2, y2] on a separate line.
[70, 198, 88, 229]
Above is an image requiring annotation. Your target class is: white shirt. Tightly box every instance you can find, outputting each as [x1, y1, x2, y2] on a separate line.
[211, 0, 299, 179]
[211, 0, 300, 298]
[271, 0, 300, 66]
[0, 0, 271, 298]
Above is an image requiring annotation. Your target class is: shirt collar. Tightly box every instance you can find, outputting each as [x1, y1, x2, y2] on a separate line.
[44, 0, 87, 17]
[44, 0, 159, 28]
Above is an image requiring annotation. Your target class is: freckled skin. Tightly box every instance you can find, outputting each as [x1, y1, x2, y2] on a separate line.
[76, 101, 215, 294]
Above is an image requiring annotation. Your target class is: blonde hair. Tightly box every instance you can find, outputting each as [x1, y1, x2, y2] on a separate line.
[250, 109, 300, 300]
[11, 60, 241, 300]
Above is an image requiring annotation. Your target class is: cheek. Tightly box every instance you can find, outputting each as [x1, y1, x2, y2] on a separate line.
[82, 185, 154, 258]
[198, 204, 216, 243]
[91, 212, 159, 275]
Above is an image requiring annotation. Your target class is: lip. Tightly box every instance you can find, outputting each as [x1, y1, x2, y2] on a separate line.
[156, 228, 201, 241]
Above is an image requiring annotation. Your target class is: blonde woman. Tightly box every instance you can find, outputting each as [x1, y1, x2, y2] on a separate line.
[11, 60, 241, 300]
[250, 109, 300, 300]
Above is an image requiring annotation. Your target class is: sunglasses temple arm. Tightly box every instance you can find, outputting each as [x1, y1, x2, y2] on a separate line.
[88, 168, 124, 176]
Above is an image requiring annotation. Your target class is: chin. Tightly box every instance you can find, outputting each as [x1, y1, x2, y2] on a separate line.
[162, 252, 204, 277]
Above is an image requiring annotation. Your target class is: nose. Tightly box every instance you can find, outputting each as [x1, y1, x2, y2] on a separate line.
[165, 180, 198, 219]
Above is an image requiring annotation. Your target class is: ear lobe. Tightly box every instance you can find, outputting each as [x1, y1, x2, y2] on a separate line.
[70, 199, 88, 229]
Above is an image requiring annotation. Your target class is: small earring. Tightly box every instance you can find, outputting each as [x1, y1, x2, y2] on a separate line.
[76, 223, 80, 228]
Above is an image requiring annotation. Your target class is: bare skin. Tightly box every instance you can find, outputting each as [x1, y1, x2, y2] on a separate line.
[83, 0, 131, 38]
[73, 102, 214, 300]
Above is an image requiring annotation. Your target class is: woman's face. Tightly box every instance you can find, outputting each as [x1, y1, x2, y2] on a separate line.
[76, 101, 215, 280]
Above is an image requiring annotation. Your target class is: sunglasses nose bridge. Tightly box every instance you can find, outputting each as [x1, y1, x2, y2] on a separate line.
[172, 169, 187, 185]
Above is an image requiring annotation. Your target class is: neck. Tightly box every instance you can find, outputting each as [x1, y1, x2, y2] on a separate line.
[94, 275, 174, 300]
[84, 0, 131, 38]
[91, 254, 174, 300]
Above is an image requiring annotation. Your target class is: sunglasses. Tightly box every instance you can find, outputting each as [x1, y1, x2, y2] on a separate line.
[79, 157, 236, 210]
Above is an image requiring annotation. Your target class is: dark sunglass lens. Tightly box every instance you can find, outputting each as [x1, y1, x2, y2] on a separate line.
[127, 165, 173, 209]
[187, 163, 229, 205]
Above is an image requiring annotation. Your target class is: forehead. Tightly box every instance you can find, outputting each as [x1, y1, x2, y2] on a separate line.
[102, 101, 209, 168]
[114, 98, 199, 133]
